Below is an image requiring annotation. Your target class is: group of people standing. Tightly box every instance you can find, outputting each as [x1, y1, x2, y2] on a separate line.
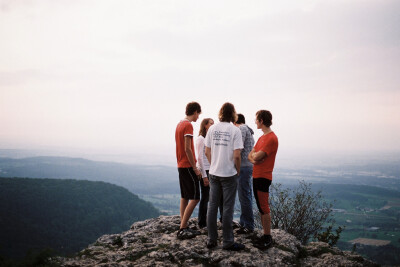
[175, 102, 278, 251]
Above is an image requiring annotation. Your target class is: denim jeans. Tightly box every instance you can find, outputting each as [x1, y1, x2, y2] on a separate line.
[198, 170, 210, 227]
[238, 166, 254, 230]
[207, 174, 238, 248]
[198, 170, 223, 227]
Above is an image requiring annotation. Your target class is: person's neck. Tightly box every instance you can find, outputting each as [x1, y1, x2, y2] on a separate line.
[185, 115, 194, 122]
[262, 127, 272, 135]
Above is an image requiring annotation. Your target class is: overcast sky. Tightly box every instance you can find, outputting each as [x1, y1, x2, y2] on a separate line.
[0, 0, 399, 166]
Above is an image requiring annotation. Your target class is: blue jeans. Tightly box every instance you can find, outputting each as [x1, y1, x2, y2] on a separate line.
[238, 166, 254, 230]
[207, 174, 238, 248]
[198, 170, 224, 227]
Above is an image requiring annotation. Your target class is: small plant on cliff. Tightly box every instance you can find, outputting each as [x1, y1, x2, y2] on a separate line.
[263, 180, 334, 244]
[315, 224, 344, 246]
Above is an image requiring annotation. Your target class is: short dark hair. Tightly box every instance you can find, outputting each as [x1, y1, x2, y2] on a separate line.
[236, 114, 245, 124]
[185, 102, 201, 116]
[219, 102, 237, 123]
[256, 110, 272, 127]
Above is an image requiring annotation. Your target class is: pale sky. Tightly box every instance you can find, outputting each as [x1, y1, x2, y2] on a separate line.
[0, 0, 399, 166]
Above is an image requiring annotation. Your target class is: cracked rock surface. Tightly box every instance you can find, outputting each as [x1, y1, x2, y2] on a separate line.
[60, 215, 377, 266]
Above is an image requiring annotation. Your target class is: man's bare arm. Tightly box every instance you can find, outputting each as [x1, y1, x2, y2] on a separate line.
[252, 151, 266, 162]
[248, 149, 265, 165]
[184, 136, 201, 176]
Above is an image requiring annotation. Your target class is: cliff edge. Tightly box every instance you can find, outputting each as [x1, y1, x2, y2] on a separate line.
[61, 215, 377, 266]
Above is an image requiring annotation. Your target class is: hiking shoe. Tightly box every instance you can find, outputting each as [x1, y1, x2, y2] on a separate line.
[223, 242, 245, 251]
[176, 228, 196, 240]
[187, 227, 201, 235]
[252, 235, 272, 250]
[206, 240, 218, 249]
[236, 227, 254, 235]
[232, 221, 242, 229]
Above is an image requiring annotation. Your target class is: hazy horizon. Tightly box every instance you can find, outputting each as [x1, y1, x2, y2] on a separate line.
[1, 0, 399, 164]
[0, 148, 399, 170]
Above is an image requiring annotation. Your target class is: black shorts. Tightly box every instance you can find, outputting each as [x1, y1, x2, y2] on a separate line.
[178, 168, 200, 200]
[253, 178, 272, 214]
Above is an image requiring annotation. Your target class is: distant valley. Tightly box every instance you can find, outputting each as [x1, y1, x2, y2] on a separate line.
[0, 155, 399, 265]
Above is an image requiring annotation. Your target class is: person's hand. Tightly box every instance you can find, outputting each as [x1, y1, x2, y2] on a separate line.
[203, 177, 209, 187]
[194, 167, 201, 177]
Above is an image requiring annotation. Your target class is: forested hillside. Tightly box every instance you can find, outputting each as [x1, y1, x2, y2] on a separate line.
[0, 157, 179, 194]
[0, 178, 160, 259]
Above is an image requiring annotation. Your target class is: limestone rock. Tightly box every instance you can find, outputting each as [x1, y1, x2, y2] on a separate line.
[60, 215, 377, 266]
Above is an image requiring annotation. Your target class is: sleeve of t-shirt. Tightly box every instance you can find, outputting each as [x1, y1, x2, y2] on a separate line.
[233, 128, 244, 150]
[239, 126, 246, 147]
[196, 137, 207, 178]
[204, 126, 212, 148]
[183, 123, 193, 137]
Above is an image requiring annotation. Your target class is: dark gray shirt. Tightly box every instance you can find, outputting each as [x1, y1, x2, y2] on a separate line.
[239, 124, 255, 167]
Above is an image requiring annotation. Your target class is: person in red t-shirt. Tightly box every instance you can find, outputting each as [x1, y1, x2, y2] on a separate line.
[248, 110, 278, 250]
[175, 101, 202, 240]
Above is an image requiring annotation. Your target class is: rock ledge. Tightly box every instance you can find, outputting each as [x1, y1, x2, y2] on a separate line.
[61, 215, 377, 266]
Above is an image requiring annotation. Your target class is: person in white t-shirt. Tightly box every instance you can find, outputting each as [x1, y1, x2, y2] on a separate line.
[205, 102, 245, 251]
[196, 118, 214, 228]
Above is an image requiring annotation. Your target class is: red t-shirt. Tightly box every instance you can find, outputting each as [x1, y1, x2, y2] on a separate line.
[175, 120, 196, 168]
[252, 132, 278, 180]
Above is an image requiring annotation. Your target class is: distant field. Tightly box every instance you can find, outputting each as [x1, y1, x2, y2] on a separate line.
[349, 238, 391, 246]
[142, 183, 400, 254]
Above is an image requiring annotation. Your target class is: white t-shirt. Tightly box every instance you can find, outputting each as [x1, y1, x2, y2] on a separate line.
[196, 135, 210, 178]
[205, 122, 244, 177]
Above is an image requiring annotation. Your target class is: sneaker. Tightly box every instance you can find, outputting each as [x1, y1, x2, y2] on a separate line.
[224, 242, 245, 251]
[232, 221, 242, 229]
[206, 240, 218, 249]
[252, 235, 272, 250]
[236, 227, 254, 235]
[176, 228, 196, 240]
[187, 227, 201, 235]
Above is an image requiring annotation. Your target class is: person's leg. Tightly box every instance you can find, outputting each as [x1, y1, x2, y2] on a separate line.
[198, 177, 208, 227]
[207, 175, 221, 243]
[219, 193, 223, 222]
[252, 178, 273, 249]
[180, 198, 188, 221]
[198, 170, 210, 227]
[220, 175, 238, 248]
[261, 213, 271, 235]
[180, 199, 200, 229]
[238, 166, 254, 230]
[178, 168, 188, 222]
[179, 168, 200, 229]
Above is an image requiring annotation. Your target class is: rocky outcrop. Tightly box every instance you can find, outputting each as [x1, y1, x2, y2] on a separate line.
[61, 215, 377, 266]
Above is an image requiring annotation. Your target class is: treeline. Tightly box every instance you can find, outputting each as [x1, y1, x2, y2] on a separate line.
[338, 241, 400, 266]
[0, 156, 179, 194]
[0, 177, 160, 260]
